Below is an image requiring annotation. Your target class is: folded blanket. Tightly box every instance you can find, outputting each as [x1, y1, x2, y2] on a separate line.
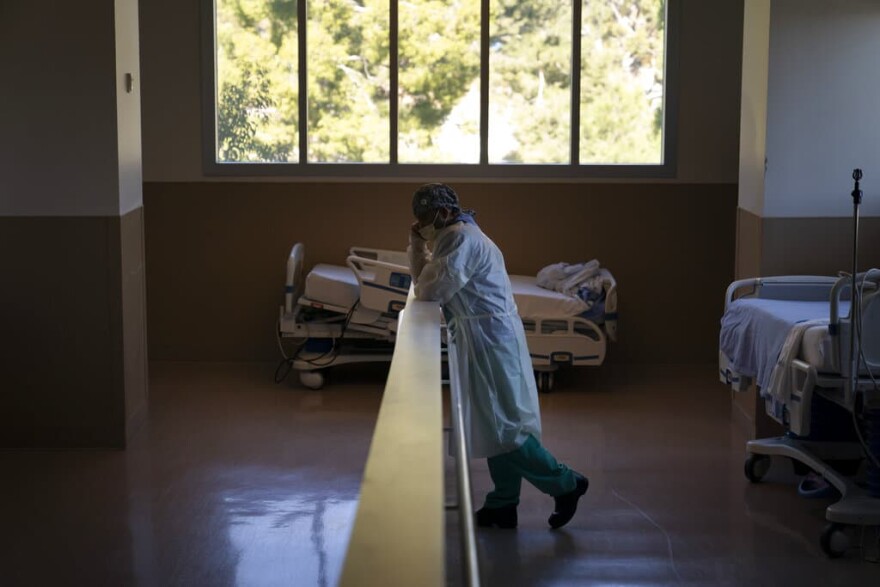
[537, 260, 604, 303]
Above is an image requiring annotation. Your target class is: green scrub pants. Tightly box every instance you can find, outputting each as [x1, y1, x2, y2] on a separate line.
[484, 435, 577, 508]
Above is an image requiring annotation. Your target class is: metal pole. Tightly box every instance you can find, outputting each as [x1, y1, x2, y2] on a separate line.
[850, 168, 863, 403]
[448, 353, 481, 587]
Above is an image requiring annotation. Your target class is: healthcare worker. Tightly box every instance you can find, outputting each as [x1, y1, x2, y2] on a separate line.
[408, 183, 589, 529]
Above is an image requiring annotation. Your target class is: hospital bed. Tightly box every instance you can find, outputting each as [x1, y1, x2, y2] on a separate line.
[277, 243, 618, 392]
[719, 271, 880, 557]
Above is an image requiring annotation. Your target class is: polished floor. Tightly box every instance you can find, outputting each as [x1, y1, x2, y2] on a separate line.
[1, 362, 878, 586]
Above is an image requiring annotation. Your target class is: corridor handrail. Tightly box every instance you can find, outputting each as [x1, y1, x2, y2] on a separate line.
[339, 290, 445, 586]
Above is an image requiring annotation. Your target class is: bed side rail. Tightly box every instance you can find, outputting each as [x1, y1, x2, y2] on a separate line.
[599, 269, 618, 342]
[861, 278, 880, 373]
[829, 269, 880, 324]
[284, 243, 305, 314]
[724, 275, 838, 310]
[349, 245, 409, 267]
[830, 269, 880, 380]
[346, 255, 412, 315]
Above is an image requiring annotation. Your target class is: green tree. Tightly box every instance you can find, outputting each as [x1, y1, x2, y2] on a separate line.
[490, 0, 573, 163]
[398, 0, 480, 162]
[580, 0, 665, 163]
[217, 0, 299, 162]
[306, 0, 390, 162]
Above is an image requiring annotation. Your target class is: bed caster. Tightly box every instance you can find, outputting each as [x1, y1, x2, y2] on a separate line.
[744, 454, 771, 483]
[299, 370, 325, 390]
[536, 371, 554, 394]
[820, 522, 850, 558]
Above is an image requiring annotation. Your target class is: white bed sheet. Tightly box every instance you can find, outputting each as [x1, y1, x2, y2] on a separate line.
[509, 275, 588, 318]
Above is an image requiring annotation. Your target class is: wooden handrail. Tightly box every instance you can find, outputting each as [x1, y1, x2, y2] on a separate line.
[339, 290, 445, 586]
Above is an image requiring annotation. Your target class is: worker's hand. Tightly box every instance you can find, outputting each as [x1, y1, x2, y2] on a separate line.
[410, 220, 424, 240]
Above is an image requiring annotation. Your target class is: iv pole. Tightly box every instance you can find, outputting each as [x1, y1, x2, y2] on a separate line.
[849, 168, 863, 402]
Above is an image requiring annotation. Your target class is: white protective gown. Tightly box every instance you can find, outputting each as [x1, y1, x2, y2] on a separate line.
[408, 221, 542, 458]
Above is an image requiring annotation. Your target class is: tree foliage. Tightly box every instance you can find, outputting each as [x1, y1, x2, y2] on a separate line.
[490, 0, 573, 162]
[580, 0, 665, 163]
[215, 0, 665, 164]
[398, 0, 480, 162]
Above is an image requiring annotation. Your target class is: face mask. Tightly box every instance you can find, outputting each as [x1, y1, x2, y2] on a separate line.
[418, 211, 440, 241]
[418, 224, 437, 241]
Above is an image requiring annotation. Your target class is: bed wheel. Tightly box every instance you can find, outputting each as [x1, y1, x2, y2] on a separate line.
[790, 458, 812, 476]
[299, 370, 325, 390]
[820, 523, 849, 558]
[536, 371, 554, 394]
[744, 454, 771, 483]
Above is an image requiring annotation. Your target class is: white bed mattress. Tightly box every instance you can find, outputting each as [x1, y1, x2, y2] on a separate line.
[304, 267, 595, 318]
[509, 275, 588, 318]
[304, 264, 361, 309]
[720, 298, 842, 386]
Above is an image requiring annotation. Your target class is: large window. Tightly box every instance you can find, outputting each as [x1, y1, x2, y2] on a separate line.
[204, 0, 676, 177]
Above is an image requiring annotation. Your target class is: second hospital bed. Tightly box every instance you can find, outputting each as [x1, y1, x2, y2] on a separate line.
[278, 243, 618, 392]
[718, 271, 880, 557]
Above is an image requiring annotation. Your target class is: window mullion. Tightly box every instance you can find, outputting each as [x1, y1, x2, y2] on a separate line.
[390, 0, 398, 164]
[298, 0, 308, 163]
[571, 0, 582, 166]
[479, 0, 490, 166]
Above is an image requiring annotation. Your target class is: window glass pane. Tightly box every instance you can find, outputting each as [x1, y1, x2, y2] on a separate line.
[216, 0, 299, 163]
[398, 0, 480, 164]
[580, 0, 666, 164]
[489, 1, 572, 164]
[307, 0, 390, 163]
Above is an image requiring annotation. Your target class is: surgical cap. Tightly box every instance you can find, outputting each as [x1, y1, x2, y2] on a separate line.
[412, 183, 461, 217]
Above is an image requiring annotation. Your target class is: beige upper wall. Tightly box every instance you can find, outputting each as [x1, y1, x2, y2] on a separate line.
[0, 1, 119, 216]
[140, 0, 744, 184]
[116, 0, 144, 216]
[765, 0, 880, 218]
[737, 0, 770, 216]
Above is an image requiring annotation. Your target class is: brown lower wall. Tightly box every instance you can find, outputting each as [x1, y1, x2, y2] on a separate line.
[762, 216, 880, 276]
[0, 209, 147, 448]
[144, 182, 738, 364]
[735, 207, 762, 279]
[732, 207, 760, 434]
[736, 208, 880, 278]
[120, 209, 149, 438]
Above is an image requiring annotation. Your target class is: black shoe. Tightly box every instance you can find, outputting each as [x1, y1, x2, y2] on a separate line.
[475, 505, 518, 529]
[548, 474, 589, 529]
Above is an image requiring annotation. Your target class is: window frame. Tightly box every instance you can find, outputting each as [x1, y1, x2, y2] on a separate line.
[200, 0, 680, 180]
